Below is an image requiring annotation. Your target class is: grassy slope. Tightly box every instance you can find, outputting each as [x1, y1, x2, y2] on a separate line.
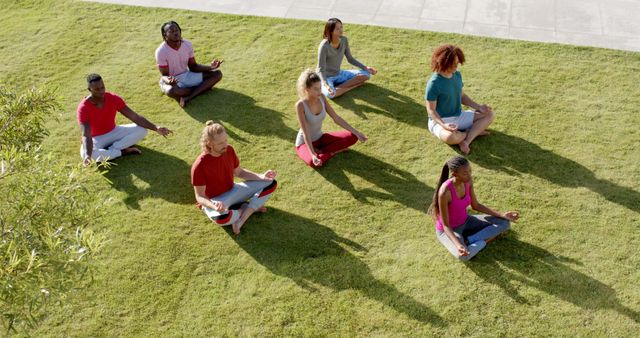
[2, 0, 639, 336]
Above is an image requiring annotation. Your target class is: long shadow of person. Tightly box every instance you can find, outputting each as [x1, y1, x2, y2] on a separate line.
[467, 235, 639, 323]
[330, 83, 426, 129]
[470, 131, 640, 213]
[315, 150, 433, 212]
[182, 88, 297, 142]
[100, 147, 193, 209]
[229, 208, 447, 326]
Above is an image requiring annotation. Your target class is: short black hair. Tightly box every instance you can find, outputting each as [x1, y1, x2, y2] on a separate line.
[161, 21, 181, 39]
[86, 73, 102, 85]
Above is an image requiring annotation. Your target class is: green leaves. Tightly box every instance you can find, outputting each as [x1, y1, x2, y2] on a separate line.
[0, 87, 103, 333]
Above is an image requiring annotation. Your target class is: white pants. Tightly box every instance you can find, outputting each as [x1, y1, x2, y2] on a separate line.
[80, 124, 148, 162]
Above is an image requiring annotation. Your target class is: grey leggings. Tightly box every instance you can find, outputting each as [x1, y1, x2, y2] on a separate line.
[436, 214, 510, 261]
[202, 180, 277, 225]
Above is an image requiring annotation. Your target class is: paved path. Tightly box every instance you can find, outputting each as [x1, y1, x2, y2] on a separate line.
[88, 0, 640, 52]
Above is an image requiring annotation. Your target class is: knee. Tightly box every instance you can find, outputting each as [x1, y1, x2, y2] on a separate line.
[484, 110, 495, 123]
[139, 127, 149, 137]
[347, 132, 359, 144]
[441, 131, 466, 145]
[213, 70, 223, 81]
[259, 180, 277, 196]
[498, 219, 511, 233]
[167, 87, 189, 98]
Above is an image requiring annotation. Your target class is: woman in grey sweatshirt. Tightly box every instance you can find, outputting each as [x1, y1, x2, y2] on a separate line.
[317, 18, 377, 99]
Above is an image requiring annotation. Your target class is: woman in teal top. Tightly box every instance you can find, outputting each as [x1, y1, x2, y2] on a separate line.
[424, 44, 494, 154]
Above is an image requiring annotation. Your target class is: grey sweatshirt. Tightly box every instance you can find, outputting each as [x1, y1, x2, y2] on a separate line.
[317, 36, 366, 84]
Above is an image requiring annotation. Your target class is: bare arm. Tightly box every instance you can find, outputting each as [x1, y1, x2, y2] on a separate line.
[119, 105, 172, 137]
[80, 122, 93, 163]
[296, 101, 319, 157]
[193, 185, 223, 211]
[438, 186, 467, 253]
[233, 166, 275, 181]
[188, 57, 221, 73]
[324, 97, 366, 141]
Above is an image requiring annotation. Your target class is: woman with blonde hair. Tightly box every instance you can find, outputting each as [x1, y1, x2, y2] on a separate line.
[294, 69, 367, 167]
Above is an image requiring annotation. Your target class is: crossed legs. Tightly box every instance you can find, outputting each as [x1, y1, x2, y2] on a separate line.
[202, 180, 277, 234]
[165, 70, 223, 107]
[437, 110, 494, 154]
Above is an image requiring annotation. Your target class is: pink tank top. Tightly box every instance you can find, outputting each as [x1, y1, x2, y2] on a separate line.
[435, 179, 470, 232]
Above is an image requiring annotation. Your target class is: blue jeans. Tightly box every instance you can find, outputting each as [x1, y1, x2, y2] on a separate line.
[322, 69, 370, 98]
[436, 214, 510, 261]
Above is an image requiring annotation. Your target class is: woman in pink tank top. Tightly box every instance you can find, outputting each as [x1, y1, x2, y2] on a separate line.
[427, 156, 520, 261]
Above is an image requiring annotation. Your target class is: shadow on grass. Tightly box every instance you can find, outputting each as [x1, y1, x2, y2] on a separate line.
[316, 150, 433, 212]
[470, 131, 640, 213]
[101, 147, 192, 209]
[468, 236, 639, 323]
[229, 208, 447, 326]
[182, 88, 297, 142]
[331, 83, 426, 128]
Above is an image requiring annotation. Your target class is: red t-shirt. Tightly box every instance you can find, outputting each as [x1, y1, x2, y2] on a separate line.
[191, 146, 240, 205]
[76, 92, 126, 137]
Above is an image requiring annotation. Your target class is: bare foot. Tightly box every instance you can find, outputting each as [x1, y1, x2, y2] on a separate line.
[179, 97, 188, 108]
[121, 147, 142, 156]
[233, 204, 252, 235]
[458, 141, 471, 155]
[256, 206, 267, 213]
[479, 130, 490, 136]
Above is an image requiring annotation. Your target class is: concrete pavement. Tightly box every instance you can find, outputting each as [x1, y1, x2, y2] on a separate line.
[87, 0, 640, 52]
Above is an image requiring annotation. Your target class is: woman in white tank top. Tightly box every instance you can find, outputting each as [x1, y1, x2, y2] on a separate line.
[294, 69, 367, 167]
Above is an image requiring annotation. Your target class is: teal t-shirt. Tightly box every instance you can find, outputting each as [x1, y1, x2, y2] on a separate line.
[424, 71, 463, 119]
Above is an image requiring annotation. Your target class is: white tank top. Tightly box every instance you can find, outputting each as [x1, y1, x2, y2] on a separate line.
[295, 98, 326, 146]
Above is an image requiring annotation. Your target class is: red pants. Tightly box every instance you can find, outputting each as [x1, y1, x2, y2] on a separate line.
[296, 131, 358, 168]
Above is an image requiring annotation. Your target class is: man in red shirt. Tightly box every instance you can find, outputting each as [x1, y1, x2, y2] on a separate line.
[156, 21, 223, 107]
[191, 121, 277, 234]
[77, 74, 172, 165]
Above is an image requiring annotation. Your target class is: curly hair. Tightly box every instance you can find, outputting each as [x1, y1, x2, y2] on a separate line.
[431, 44, 465, 72]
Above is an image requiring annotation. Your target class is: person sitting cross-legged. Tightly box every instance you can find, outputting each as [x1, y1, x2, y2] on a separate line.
[425, 44, 494, 154]
[156, 21, 223, 107]
[77, 73, 172, 165]
[427, 156, 520, 261]
[191, 121, 277, 234]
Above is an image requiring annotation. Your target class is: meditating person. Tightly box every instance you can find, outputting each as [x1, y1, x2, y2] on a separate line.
[156, 21, 223, 107]
[77, 74, 172, 165]
[427, 156, 519, 261]
[295, 69, 367, 168]
[425, 44, 494, 154]
[317, 17, 377, 99]
[191, 121, 277, 234]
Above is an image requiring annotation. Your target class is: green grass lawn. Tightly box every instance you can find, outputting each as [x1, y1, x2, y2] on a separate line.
[3, 0, 640, 336]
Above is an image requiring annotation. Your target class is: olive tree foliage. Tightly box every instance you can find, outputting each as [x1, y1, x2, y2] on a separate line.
[0, 87, 103, 333]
